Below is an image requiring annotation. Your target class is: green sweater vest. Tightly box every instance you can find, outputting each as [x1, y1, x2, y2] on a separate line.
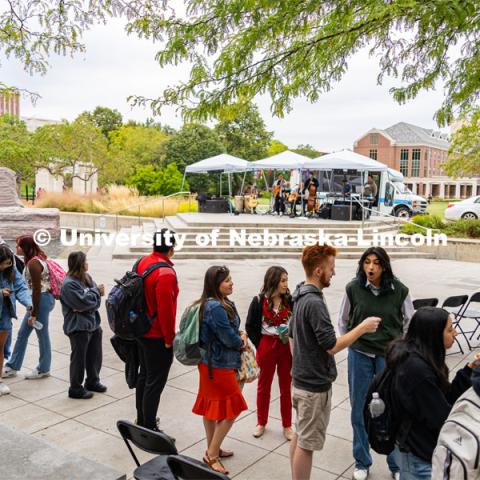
[346, 278, 408, 356]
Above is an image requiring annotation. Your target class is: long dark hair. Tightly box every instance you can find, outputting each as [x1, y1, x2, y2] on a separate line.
[194, 265, 234, 319]
[356, 247, 395, 293]
[17, 235, 47, 266]
[386, 307, 450, 392]
[260, 266, 291, 308]
[67, 251, 92, 287]
[0, 244, 15, 283]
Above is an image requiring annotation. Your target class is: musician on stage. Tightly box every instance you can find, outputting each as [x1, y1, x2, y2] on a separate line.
[244, 183, 259, 214]
[303, 172, 319, 193]
[304, 172, 319, 216]
[342, 177, 353, 196]
[289, 182, 305, 218]
[273, 174, 288, 215]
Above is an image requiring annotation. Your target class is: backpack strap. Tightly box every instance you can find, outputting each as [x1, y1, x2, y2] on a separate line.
[141, 261, 174, 279]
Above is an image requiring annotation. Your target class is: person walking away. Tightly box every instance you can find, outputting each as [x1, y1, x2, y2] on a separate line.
[289, 243, 381, 480]
[246, 266, 294, 440]
[60, 251, 107, 399]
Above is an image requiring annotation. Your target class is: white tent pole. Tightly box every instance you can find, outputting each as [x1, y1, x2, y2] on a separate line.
[181, 170, 186, 191]
[220, 173, 222, 196]
[240, 171, 246, 194]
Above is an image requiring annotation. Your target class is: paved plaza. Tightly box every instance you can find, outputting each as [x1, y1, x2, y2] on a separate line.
[1, 248, 479, 479]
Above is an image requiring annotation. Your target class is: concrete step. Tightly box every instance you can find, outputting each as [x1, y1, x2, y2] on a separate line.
[112, 250, 435, 260]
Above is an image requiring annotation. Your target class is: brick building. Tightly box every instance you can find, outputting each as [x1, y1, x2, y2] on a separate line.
[0, 91, 20, 117]
[354, 122, 480, 199]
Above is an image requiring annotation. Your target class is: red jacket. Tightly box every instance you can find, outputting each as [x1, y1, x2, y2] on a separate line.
[137, 252, 178, 344]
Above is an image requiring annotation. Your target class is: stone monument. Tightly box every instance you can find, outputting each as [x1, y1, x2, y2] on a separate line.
[0, 167, 60, 241]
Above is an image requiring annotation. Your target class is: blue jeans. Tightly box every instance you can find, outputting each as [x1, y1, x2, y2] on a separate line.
[348, 348, 399, 473]
[7, 292, 55, 374]
[3, 325, 11, 359]
[392, 447, 432, 479]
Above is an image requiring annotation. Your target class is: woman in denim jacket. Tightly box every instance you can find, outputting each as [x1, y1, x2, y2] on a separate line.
[0, 245, 32, 396]
[192, 265, 248, 475]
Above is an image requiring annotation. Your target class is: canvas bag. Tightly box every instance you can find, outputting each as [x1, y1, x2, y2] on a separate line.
[237, 338, 260, 383]
[173, 304, 202, 366]
[432, 386, 480, 480]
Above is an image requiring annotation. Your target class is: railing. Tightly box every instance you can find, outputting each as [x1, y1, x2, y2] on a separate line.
[113, 191, 194, 231]
[350, 197, 441, 233]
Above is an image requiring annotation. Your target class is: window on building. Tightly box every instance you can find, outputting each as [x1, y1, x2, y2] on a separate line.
[400, 149, 409, 176]
[369, 149, 377, 160]
[370, 133, 378, 145]
[411, 149, 420, 177]
[424, 150, 429, 177]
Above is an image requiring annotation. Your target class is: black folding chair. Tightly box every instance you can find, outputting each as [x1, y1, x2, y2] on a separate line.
[413, 298, 439, 310]
[117, 420, 177, 480]
[167, 455, 230, 480]
[455, 291, 480, 342]
[442, 295, 470, 353]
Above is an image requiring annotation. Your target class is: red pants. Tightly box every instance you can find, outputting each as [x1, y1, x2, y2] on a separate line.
[256, 334, 292, 428]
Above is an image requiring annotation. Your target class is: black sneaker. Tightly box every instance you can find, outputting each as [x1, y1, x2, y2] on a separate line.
[85, 382, 107, 393]
[69, 389, 94, 400]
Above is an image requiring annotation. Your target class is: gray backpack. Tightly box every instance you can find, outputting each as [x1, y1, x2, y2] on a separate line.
[432, 387, 480, 480]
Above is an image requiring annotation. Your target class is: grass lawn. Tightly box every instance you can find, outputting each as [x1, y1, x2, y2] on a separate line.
[427, 201, 449, 219]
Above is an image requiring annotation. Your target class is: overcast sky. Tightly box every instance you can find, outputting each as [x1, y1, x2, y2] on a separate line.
[3, 18, 449, 152]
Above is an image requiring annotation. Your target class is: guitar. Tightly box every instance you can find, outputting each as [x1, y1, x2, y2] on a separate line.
[288, 191, 298, 202]
[246, 195, 258, 208]
[273, 185, 281, 197]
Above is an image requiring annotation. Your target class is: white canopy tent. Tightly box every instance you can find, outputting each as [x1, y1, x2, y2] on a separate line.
[251, 150, 310, 170]
[181, 153, 252, 199]
[184, 153, 249, 173]
[303, 149, 388, 171]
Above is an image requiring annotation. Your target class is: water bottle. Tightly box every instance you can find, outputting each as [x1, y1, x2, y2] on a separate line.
[32, 320, 43, 330]
[128, 311, 137, 323]
[369, 392, 385, 418]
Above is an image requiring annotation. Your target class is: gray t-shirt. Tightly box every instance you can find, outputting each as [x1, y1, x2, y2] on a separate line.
[289, 283, 337, 392]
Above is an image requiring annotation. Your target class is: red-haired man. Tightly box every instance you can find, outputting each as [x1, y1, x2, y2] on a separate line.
[289, 243, 381, 480]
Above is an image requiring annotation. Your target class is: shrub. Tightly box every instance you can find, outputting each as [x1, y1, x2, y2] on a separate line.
[444, 219, 480, 239]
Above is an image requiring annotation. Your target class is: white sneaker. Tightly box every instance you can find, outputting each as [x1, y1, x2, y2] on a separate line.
[353, 469, 369, 480]
[392, 473, 400, 480]
[2, 366, 17, 378]
[0, 382, 11, 395]
[25, 370, 50, 380]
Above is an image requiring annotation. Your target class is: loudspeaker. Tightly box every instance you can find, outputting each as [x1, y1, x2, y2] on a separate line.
[331, 205, 352, 221]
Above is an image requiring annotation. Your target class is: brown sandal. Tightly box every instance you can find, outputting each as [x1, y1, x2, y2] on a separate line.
[203, 453, 229, 475]
[206, 449, 234, 458]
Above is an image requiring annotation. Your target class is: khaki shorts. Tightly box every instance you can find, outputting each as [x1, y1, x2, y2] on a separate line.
[292, 386, 332, 451]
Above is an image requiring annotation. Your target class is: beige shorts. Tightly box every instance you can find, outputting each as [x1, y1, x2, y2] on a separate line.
[292, 386, 332, 451]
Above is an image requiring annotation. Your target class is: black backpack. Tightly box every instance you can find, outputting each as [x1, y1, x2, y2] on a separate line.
[106, 258, 174, 340]
[364, 368, 410, 455]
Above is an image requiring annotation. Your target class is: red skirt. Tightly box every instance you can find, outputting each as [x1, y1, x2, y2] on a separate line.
[192, 363, 248, 421]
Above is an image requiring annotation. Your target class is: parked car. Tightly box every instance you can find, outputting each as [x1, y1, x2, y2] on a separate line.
[444, 195, 480, 220]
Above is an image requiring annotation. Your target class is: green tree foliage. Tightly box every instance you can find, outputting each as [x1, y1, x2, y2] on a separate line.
[0, 115, 35, 180]
[267, 140, 288, 157]
[292, 144, 323, 159]
[163, 124, 225, 192]
[106, 124, 169, 183]
[128, 0, 480, 126]
[33, 117, 108, 187]
[126, 163, 187, 196]
[0, 1, 154, 76]
[80, 106, 123, 139]
[444, 109, 480, 177]
[214, 102, 272, 160]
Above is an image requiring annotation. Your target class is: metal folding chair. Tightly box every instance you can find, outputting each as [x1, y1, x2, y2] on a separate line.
[455, 291, 480, 342]
[442, 295, 470, 354]
[117, 420, 177, 480]
[167, 455, 230, 480]
[412, 298, 439, 310]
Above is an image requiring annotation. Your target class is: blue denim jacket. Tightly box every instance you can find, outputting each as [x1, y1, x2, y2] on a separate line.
[199, 299, 243, 369]
[0, 268, 32, 318]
